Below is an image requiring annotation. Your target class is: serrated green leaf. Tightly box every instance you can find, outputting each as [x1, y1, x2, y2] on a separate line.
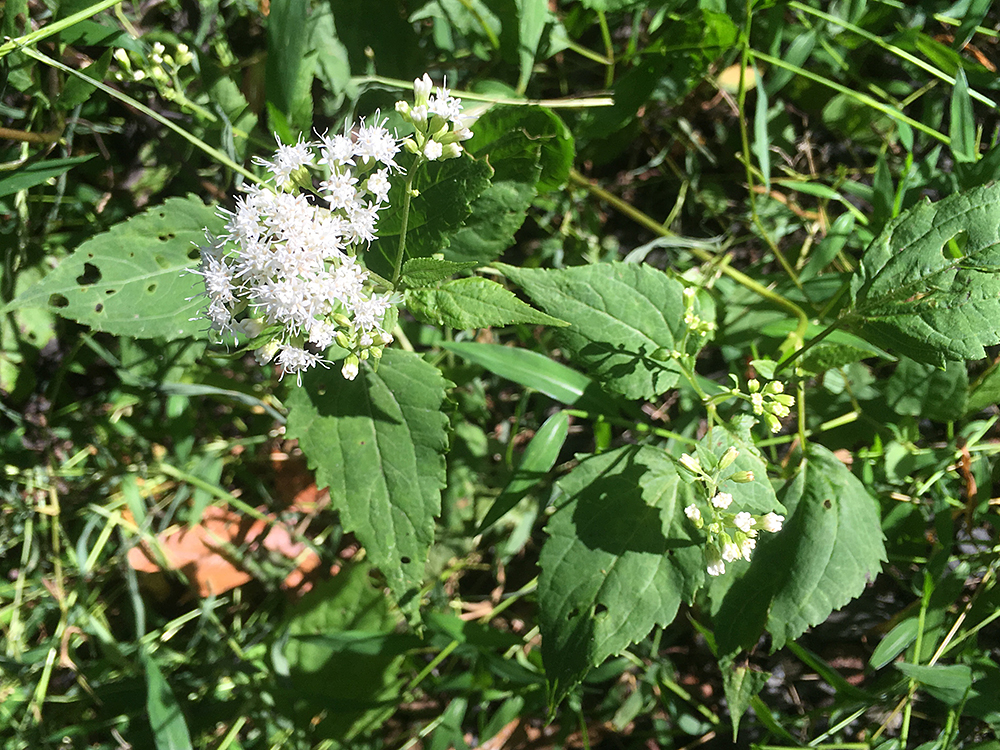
[284, 349, 449, 617]
[369, 155, 493, 278]
[496, 262, 708, 400]
[715, 445, 887, 653]
[0, 154, 95, 198]
[886, 357, 968, 422]
[405, 276, 567, 329]
[539, 445, 704, 706]
[848, 183, 1000, 365]
[720, 657, 770, 738]
[479, 410, 569, 532]
[445, 106, 572, 263]
[400, 258, 478, 288]
[3, 196, 222, 341]
[441, 341, 622, 415]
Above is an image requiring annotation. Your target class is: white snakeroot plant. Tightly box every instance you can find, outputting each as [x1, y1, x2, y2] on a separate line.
[194, 75, 473, 385]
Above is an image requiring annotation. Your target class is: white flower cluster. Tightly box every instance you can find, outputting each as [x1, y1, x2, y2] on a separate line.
[196, 119, 405, 384]
[678, 447, 784, 577]
[395, 74, 473, 161]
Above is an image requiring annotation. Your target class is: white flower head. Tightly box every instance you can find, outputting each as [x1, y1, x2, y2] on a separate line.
[710, 492, 733, 510]
[684, 504, 701, 523]
[706, 546, 725, 577]
[276, 344, 327, 386]
[721, 541, 741, 563]
[760, 512, 784, 533]
[733, 511, 756, 534]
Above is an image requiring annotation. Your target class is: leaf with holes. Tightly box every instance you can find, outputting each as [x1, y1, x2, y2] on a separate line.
[284, 349, 449, 619]
[539, 445, 704, 706]
[847, 183, 1000, 365]
[3, 195, 222, 341]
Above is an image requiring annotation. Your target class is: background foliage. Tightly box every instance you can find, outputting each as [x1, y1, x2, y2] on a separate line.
[3, 0, 1000, 749]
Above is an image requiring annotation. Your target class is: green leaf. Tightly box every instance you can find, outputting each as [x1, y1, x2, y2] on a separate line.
[950, 69, 976, 164]
[275, 563, 411, 740]
[848, 183, 1000, 365]
[0, 154, 95, 198]
[284, 349, 449, 617]
[369, 155, 493, 278]
[445, 106, 572, 263]
[143, 653, 193, 750]
[405, 276, 567, 329]
[720, 656, 770, 738]
[266, 0, 309, 115]
[869, 617, 920, 670]
[967, 361, 1000, 415]
[753, 66, 770, 194]
[478, 410, 569, 532]
[59, 49, 111, 110]
[539, 445, 704, 706]
[2, 196, 223, 341]
[496, 262, 708, 400]
[400, 258, 478, 288]
[441, 341, 622, 416]
[886, 357, 968, 422]
[715, 445, 886, 652]
[894, 662, 973, 705]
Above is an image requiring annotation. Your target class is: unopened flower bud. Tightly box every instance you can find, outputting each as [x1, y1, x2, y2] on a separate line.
[342, 355, 360, 381]
[684, 504, 702, 527]
[718, 446, 739, 471]
[255, 340, 279, 365]
[729, 470, 755, 483]
[679, 453, 701, 474]
[441, 142, 462, 159]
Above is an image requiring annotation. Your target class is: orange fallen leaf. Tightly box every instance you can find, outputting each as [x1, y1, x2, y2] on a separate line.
[127, 505, 321, 597]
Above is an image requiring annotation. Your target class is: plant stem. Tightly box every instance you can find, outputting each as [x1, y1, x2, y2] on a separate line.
[392, 166, 419, 288]
[0, 0, 124, 60]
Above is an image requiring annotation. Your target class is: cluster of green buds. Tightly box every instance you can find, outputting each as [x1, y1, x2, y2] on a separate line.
[747, 379, 795, 433]
[678, 447, 783, 577]
[395, 74, 474, 162]
[682, 286, 716, 338]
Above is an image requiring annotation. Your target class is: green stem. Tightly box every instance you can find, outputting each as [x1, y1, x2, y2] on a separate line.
[0, 0, 124, 60]
[774, 318, 845, 373]
[350, 74, 614, 109]
[392, 165, 419, 288]
[596, 10, 615, 89]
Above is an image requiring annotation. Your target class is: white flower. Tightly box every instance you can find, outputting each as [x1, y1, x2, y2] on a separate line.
[423, 140, 443, 161]
[341, 356, 360, 381]
[706, 547, 725, 577]
[684, 504, 701, 522]
[721, 541, 741, 563]
[739, 536, 756, 560]
[276, 344, 327, 386]
[710, 492, 733, 510]
[317, 132, 357, 168]
[355, 117, 400, 169]
[733, 511, 756, 534]
[321, 169, 359, 210]
[254, 135, 313, 186]
[366, 169, 391, 203]
[760, 512, 784, 533]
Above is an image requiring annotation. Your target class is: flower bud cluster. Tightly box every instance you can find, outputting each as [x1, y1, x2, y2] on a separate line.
[114, 42, 193, 87]
[747, 378, 795, 433]
[195, 118, 406, 384]
[678, 448, 783, 577]
[395, 74, 473, 162]
[682, 286, 715, 337]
